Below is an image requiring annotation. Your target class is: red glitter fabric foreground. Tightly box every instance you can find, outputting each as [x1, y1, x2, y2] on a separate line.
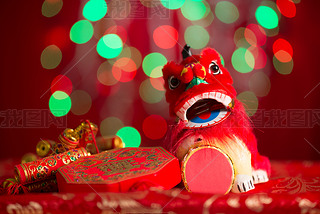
[0, 161, 320, 213]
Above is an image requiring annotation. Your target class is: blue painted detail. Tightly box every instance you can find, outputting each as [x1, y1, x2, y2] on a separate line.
[190, 109, 220, 123]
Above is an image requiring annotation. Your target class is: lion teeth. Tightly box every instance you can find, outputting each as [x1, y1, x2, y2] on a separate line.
[202, 92, 209, 99]
[224, 96, 232, 107]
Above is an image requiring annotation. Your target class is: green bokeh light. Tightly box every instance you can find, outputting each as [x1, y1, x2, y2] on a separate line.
[184, 25, 209, 49]
[70, 20, 94, 44]
[41, 45, 62, 69]
[160, 0, 185, 10]
[83, 0, 107, 22]
[181, 0, 206, 21]
[215, 1, 239, 24]
[116, 126, 141, 148]
[142, 53, 167, 78]
[49, 91, 71, 117]
[139, 79, 165, 104]
[97, 34, 123, 59]
[273, 56, 294, 75]
[100, 117, 124, 136]
[237, 91, 258, 116]
[255, 6, 279, 29]
[232, 48, 255, 73]
[42, 0, 63, 18]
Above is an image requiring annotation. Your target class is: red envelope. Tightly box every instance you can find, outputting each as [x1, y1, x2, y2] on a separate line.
[56, 147, 181, 192]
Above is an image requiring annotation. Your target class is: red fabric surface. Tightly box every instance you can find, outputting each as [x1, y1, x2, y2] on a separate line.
[1, 160, 320, 213]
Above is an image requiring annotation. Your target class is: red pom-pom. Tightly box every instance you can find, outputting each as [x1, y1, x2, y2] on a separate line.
[193, 63, 206, 79]
[181, 67, 193, 83]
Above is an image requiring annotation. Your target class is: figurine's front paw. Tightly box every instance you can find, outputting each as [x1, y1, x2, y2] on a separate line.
[252, 169, 269, 184]
[232, 174, 254, 193]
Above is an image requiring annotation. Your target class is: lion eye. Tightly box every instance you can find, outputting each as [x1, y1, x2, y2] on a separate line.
[209, 61, 221, 75]
[168, 76, 180, 90]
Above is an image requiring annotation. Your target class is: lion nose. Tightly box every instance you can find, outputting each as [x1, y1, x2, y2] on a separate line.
[180, 63, 208, 90]
[193, 63, 206, 79]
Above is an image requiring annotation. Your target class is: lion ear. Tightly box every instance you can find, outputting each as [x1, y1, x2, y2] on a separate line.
[200, 48, 222, 64]
[182, 44, 192, 60]
[201, 48, 222, 64]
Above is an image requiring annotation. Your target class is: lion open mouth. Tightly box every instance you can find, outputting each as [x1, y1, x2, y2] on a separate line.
[186, 99, 225, 121]
[175, 92, 233, 128]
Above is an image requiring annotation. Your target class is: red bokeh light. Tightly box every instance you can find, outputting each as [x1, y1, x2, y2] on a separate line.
[105, 25, 128, 44]
[45, 27, 68, 49]
[50, 74, 73, 95]
[142, 115, 168, 140]
[153, 25, 178, 49]
[276, 0, 296, 18]
[273, 38, 293, 62]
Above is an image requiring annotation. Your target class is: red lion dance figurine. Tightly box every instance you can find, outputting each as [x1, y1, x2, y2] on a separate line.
[162, 45, 270, 193]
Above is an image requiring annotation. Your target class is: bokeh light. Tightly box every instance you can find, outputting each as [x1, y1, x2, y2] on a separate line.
[273, 38, 293, 63]
[181, 0, 207, 21]
[116, 127, 141, 147]
[49, 91, 71, 117]
[45, 27, 68, 49]
[234, 27, 251, 48]
[184, 25, 209, 49]
[100, 117, 123, 136]
[129, 47, 142, 69]
[42, 0, 63, 18]
[260, 0, 280, 38]
[97, 34, 123, 59]
[192, 11, 214, 27]
[41, 45, 62, 69]
[266, 28, 280, 38]
[274, 50, 292, 63]
[142, 115, 168, 140]
[245, 24, 266, 47]
[244, 28, 257, 47]
[273, 38, 293, 56]
[249, 72, 271, 97]
[237, 91, 258, 116]
[50, 75, 73, 95]
[153, 25, 178, 49]
[231, 48, 255, 73]
[93, 18, 116, 39]
[160, 0, 185, 10]
[108, 45, 132, 65]
[255, 6, 279, 29]
[70, 90, 92, 115]
[112, 57, 137, 82]
[276, 0, 296, 18]
[105, 25, 128, 44]
[97, 61, 119, 86]
[248, 46, 267, 69]
[150, 77, 165, 91]
[273, 56, 294, 75]
[142, 53, 167, 78]
[70, 20, 94, 44]
[83, 0, 107, 22]
[215, 1, 239, 24]
[139, 79, 165, 104]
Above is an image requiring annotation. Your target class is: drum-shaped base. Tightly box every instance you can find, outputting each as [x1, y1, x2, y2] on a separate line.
[181, 146, 234, 194]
